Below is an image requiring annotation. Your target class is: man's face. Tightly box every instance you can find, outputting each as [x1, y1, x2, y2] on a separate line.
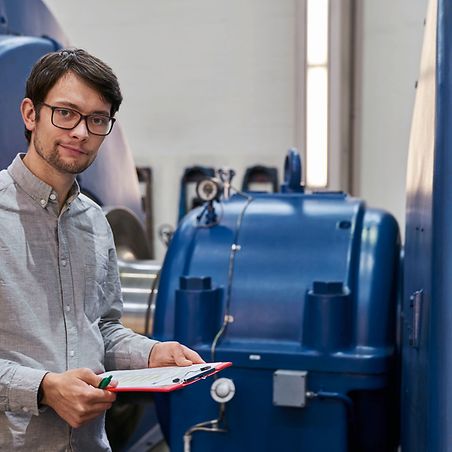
[30, 71, 112, 175]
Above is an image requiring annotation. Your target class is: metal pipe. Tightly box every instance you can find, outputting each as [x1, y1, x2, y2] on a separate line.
[117, 259, 161, 335]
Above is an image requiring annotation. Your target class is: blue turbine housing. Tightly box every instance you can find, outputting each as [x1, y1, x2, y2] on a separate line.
[153, 152, 400, 452]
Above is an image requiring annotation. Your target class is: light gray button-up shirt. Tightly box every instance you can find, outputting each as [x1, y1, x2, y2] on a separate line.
[0, 154, 157, 451]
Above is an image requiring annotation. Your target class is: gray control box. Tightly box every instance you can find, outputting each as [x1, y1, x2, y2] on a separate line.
[273, 370, 307, 408]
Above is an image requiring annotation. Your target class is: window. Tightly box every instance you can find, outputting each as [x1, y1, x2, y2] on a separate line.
[296, 0, 352, 190]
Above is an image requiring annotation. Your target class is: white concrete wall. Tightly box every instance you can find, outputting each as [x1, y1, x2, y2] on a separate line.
[43, 0, 297, 259]
[356, 0, 428, 238]
[43, 0, 428, 257]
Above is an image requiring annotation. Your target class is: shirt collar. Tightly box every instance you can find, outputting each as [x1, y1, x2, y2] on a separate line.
[7, 153, 80, 209]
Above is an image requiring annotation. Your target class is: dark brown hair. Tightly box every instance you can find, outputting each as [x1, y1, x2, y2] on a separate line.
[24, 48, 123, 142]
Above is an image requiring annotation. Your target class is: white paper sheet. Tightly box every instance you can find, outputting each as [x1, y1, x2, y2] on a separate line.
[99, 362, 226, 389]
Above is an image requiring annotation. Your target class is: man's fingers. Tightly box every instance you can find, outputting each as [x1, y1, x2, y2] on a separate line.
[173, 345, 193, 366]
[71, 367, 103, 388]
[174, 355, 193, 366]
[40, 368, 117, 429]
[182, 345, 205, 364]
[173, 344, 205, 366]
[148, 341, 206, 367]
[93, 388, 117, 402]
[68, 406, 113, 428]
[108, 378, 118, 388]
[75, 368, 117, 394]
[90, 402, 114, 411]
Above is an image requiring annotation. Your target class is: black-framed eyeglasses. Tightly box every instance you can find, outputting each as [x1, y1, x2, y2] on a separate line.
[40, 102, 116, 136]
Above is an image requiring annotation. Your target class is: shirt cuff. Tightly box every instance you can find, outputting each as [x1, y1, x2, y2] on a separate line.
[8, 366, 48, 416]
[130, 337, 159, 369]
[104, 336, 159, 370]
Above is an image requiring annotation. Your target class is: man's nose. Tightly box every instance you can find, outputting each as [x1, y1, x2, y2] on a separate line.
[70, 118, 89, 140]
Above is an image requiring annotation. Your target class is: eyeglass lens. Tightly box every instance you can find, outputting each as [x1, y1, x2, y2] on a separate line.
[52, 107, 113, 135]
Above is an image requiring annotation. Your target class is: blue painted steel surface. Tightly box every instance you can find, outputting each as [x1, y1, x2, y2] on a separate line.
[402, 0, 452, 450]
[0, 0, 68, 46]
[281, 148, 304, 193]
[0, 35, 57, 157]
[0, 0, 144, 221]
[154, 180, 400, 451]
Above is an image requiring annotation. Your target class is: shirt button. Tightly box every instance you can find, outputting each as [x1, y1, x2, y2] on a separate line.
[22, 407, 29, 412]
[61, 259, 67, 267]
[69, 350, 75, 357]
[65, 305, 71, 312]
[50, 193, 57, 201]
[40, 199, 46, 207]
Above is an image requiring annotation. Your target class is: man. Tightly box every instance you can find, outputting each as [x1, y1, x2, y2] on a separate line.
[0, 48, 203, 450]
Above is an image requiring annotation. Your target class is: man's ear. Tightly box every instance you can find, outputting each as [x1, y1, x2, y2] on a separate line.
[20, 98, 36, 134]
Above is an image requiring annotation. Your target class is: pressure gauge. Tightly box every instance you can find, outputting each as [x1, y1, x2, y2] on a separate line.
[196, 178, 222, 202]
[211, 378, 235, 403]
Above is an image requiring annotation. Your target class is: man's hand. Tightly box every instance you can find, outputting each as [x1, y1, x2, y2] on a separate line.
[148, 341, 205, 367]
[40, 368, 117, 428]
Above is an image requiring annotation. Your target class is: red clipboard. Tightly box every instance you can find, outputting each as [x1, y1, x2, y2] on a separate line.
[100, 362, 232, 393]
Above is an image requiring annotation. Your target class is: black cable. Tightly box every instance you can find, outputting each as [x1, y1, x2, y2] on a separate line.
[184, 190, 253, 451]
[210, 191, 253, 362]
[144, 269, 161, 337]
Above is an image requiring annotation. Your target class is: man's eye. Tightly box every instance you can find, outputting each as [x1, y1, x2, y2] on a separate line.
[90, 116, 108, 126]
[56, 109, 74, 119]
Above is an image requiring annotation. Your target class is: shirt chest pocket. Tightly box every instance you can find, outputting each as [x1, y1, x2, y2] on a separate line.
[84, 262, 109, 323]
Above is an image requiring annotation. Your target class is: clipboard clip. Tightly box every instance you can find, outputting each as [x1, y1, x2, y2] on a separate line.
[172, 366, 213, 384]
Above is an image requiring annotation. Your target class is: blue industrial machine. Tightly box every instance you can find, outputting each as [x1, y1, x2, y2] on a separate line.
[2, 0, 449, 451]
[153, 150, 400, 452]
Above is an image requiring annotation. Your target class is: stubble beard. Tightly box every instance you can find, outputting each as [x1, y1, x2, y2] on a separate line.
[33, 135, 94, 175]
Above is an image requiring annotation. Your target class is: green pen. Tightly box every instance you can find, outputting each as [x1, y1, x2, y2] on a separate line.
[98, 375, 112, 389]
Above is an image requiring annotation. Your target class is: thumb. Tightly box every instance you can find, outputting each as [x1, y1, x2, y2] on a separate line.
[73, 368, 103, 387]
[174, 349, 193, 366]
